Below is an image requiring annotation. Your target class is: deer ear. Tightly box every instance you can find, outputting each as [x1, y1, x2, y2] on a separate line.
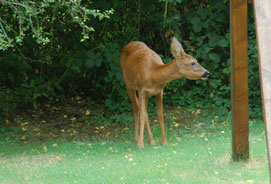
[171, 37, 186, 58]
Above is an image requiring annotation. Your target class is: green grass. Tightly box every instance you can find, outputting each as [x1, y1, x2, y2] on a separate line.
[0, 121, 269, 184]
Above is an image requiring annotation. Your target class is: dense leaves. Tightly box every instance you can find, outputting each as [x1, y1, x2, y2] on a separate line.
[0, 0, 261, 120]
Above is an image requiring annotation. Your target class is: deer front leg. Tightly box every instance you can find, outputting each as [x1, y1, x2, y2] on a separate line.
[138, 91, 148, 148]
[156, 91, 167, 145]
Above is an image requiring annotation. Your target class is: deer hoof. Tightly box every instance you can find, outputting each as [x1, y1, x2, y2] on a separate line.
[138, 142, 144, 149]
[148, 139, 155, 145]
[161, 141, 168, 145]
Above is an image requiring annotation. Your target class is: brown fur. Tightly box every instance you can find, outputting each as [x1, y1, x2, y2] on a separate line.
[120, 37, 209, 148]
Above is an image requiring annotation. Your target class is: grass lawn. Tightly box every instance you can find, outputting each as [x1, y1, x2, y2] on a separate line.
[0, 119, 269, 184]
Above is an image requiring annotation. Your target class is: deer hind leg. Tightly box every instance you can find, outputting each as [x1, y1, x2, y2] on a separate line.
[126, 87, 139, 145]
[137, 90, 150, 148]
[144, 95, 155, 145]
[156, 91, 167, 145]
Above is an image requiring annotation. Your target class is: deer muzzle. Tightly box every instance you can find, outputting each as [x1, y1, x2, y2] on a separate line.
[201, 71, 211, 80]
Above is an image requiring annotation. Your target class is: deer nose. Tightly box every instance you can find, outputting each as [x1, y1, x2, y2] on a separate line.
[202, 71, 210, 78]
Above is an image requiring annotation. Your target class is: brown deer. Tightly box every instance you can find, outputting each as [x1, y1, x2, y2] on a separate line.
[120, 37, 210, 148]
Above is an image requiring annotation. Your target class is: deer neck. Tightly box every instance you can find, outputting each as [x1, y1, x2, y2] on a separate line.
[154, 59, 182, 87]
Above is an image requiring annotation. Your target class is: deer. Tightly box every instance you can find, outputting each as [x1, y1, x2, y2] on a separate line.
[120, 37, 210, 148]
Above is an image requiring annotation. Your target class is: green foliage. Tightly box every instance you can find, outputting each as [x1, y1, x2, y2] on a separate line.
[0, 0, 113, 50]
[0, 0, 262, 120]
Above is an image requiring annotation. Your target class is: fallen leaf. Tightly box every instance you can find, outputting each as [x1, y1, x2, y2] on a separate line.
[86, 110, 90, 115]
[200, 132, 205, 138]
[174, 123, 179, 128]
[75, 96, 81, 101]
[195, 109, 201, 114]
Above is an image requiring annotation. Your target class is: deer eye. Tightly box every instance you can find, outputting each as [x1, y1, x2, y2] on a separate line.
[191, 62, 196, 66]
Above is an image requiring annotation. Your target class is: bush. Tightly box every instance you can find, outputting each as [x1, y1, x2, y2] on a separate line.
[0, 0, 261, 120]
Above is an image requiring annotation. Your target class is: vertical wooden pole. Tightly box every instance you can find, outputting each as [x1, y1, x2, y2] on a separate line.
[230, 0, 249, 160]
[253, 0, 271, 179]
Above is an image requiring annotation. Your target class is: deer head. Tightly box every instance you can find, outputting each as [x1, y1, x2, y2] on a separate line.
[171, 37, 210, 80]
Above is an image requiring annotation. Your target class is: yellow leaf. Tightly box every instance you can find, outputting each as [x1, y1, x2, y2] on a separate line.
[100, 126, 104, 129]
[75, 96, 81, 101]
[35, 69, 39, 74]
[195, 109, 201, 114]
[200, 132, 205, 138]
[247, 180, 254, 183]
[86, 110, 90, 115]
[174, 123, 179, 128]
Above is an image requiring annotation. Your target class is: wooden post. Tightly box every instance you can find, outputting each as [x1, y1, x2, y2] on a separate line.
[253, 0, 271, 179]
[230, 0, 249, 160]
